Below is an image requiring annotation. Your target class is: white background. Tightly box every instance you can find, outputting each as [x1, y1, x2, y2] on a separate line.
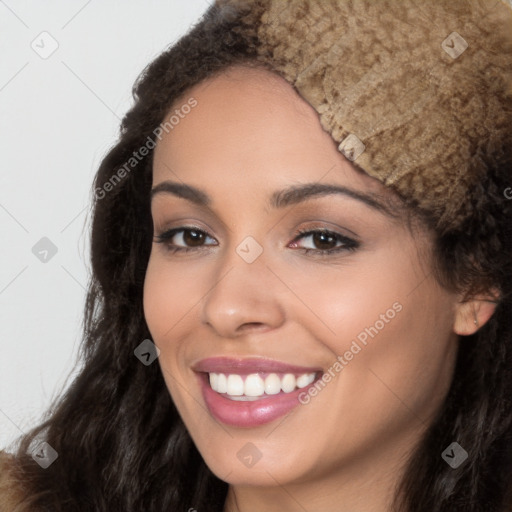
[0, 0, 213, 451]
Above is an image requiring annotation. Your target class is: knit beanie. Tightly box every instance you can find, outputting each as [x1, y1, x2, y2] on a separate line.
[214, 0, 512, 233]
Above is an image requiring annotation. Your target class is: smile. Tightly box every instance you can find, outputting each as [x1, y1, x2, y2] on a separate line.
[194, 357, 323, 427]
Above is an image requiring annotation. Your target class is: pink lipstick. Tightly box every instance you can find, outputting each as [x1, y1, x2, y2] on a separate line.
[194, 357, 322, 428]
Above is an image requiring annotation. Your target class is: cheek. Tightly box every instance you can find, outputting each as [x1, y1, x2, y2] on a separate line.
[142, 255, 214, 393]
[283, 257, 408, 350]
[143, 264, 170, 342]
[330, 283, 454, 428]
[293, 254, 456, 410]
[142, 258, 198, 408]
[368, 285, 457, 405]
[143, 255, 202, 342]
[299, 246, 447, 357]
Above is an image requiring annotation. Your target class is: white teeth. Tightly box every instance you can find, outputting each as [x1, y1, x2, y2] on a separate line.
[209, 373, 218, 390]
[244, 374, 265, 396]
[296, 373, 316, 388]
[226, 374, 244, 395]
[217, 373, 227, 393]
[208, 371, 317, 397]
[264, 374, 281, 395]
[281, 373, 296, 393]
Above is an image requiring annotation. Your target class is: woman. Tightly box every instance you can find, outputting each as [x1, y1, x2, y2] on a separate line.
[1, 0, 511, 510]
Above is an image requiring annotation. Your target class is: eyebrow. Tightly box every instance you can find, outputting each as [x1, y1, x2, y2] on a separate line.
[150, 180, 393, 215]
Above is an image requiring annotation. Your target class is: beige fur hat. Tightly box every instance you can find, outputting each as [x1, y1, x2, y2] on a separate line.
[215, 0, 512, 232]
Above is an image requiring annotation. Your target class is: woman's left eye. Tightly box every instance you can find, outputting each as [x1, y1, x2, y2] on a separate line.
[290, 228, 359, 255]
[154, 227, 359, 256]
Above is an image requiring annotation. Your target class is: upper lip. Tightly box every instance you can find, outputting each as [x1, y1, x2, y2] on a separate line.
[193, 357, 323, 375]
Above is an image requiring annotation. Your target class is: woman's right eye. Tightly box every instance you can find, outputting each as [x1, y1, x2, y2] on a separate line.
[154, 227, 218, 253]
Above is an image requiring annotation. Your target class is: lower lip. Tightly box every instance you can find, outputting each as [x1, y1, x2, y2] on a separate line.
[197, 373, 316, 428]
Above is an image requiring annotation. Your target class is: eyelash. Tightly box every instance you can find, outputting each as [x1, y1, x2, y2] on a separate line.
[153, 226, 359, 256]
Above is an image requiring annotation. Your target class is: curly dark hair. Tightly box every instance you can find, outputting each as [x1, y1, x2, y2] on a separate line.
[8, 2, 512, 511]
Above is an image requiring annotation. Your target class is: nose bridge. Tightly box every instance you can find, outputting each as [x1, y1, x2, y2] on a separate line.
[200, 233, 286, 337]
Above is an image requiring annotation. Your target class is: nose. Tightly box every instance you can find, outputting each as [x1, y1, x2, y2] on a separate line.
[200, 244, 286, 338]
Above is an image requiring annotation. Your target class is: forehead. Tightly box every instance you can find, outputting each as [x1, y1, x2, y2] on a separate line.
[152, 64, 394, 203]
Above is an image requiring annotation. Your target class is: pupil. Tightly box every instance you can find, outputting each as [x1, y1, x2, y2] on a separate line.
[314, 232, 335, 249]
[184, 230, 204, 246]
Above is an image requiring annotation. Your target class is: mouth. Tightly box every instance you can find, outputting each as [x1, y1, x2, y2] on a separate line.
[193, 357, 323, 427]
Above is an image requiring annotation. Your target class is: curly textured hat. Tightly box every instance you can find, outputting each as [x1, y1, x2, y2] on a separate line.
[213, 0, 512, 232]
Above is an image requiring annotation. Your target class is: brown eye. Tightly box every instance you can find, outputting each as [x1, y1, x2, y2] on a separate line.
[311, 232, 338, 251]
[290, 228, 359, 256]
[154, 227, 217, 253]
[182, 229, 206, 246]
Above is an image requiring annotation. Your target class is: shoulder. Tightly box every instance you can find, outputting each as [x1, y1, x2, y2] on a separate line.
[0, 449, 28, 510]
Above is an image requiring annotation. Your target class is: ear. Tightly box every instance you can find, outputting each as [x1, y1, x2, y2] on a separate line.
[453, 290, 500, 336]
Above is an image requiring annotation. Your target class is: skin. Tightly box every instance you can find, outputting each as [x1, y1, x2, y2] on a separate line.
[143, 65, 496, 512]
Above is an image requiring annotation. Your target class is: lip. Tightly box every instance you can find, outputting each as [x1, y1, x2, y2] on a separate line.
[193, 356, 322, 375]
[193, 357, 323, 428]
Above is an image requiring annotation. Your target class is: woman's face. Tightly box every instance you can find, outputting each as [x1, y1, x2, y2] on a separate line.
[143, 65, 461, 493]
